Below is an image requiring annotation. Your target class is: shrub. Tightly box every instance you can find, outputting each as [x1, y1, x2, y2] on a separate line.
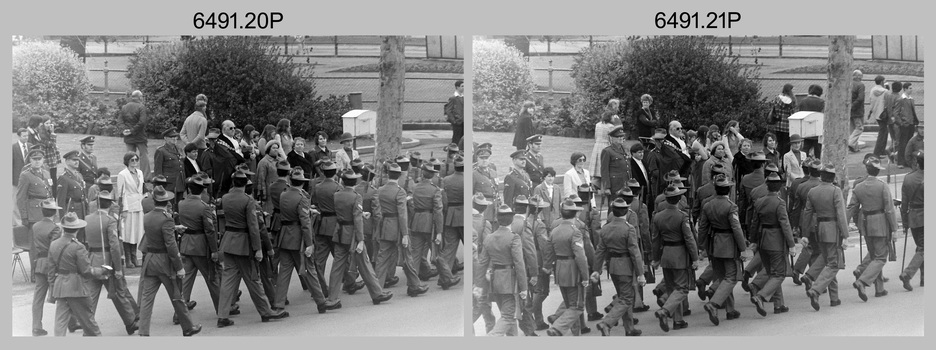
[12, 40, 93, 131]
[472, 39, 536, 131]
[569, 40, 633, 135]
[127, 36, 347, 138]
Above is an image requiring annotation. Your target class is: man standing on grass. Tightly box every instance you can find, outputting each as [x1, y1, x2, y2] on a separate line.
[119, 90, 150, 176]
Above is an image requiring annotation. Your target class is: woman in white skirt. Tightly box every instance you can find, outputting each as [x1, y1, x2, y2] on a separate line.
[589, 99, 621, 175]
[116, 152, 145, 268]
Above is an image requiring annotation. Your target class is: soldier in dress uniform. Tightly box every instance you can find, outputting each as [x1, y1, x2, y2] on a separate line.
[77, 136, 98, 186]
[509, 195, 539, 336]
[176, 175, 222, 319]
[474, 145, 498, 226]
[575, 185, 603, 325]
[327, 169, 394, 305]
[441, 155, 466, 279]
[216, 172, 289, 328]
[544, 199, 589, 336]
[57, 151, 88, 242]
[154, 129, 185, 201]
[524, 135, 546, 189]
[651, 185, 699, 333]
[850, 154, 891, 285]
[503, 150, 532, 212]
[654, 171, 690, 214]
[412, 164, 459, 289]
[471, 193, 496, 334]
[615, 185, 652, 313]
[749, 173, 796, 317]
[698, 176, 747, 326]
[136, 187, 202, 336]
[313, 160, 358, 295]
[592, 197, 645, 336]
[354, 163, 379, 266]
[793, 160, 826, 286]
[84, 190, 139, 335]
[373, 163, 428, 297]
[48, 212, 106, 336]
[741, 162, 782, 295]
[267, 160, 292, 247]
[847, 157, 897, 300]
[30, 199, 62, 336]
[526, 196, 553, 332]
[440, 143, 461, 178]
[643, 129, 669, 207]
[271, 167, 337, 313]
[801, 164, 849, 311]
[899, 150, 924, 290]
[600, 126, 633, 211]
[476, 204, 527, 336]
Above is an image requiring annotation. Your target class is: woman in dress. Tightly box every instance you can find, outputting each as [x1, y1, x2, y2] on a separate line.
[116, 152, 145, 268]
[512, 101, 536, 151]
[563, 152, 595, 207]
[635, 94, 660, 139]
[768, 83, 799, 155]
[273, 119, 293, 161]
[590, 99, 620, 175]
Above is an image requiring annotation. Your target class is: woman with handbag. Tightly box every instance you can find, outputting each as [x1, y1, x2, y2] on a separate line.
[116, 152, 146, 268]
[767, 83, 798, 156]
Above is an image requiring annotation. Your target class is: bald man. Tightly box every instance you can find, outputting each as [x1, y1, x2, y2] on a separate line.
[218, 120, 245, 159]
[119, 90, 150, 175]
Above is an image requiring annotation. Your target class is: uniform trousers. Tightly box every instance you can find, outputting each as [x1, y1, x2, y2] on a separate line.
[137, 272, 193, 335]
[793, 242, 814, 274]
[329, 243, 385, 300]
[857, 236, 888, 292]
[551, 286, 584, 335]
[375, 239, 421, 289]
[274, 249, 326, 308]
[487, 293, 518, 336]
[517, 282, 537, 336]
[54, 297, 101, 336]
[87, 276, 137, 328]
[313, 234, 335, 294]
[218, 252, 278, 318]
[660, 268, 689, 322]
[531, 272, 551, 326]
[809, 241, 843, 298]
[755, 250, 787, 306]
[903, 227, 924, 278]
[600, 274, 637, 332]
[32, 273, 50, 330]
[709, 257, 739, 311]
[181, 254, 220, 312]
[410, 232, 454, 283]
[472, 292, 496, 334]
[258, 253, 278, 303]
[744, 252, 763, 276]
[441, 225, 463, 275]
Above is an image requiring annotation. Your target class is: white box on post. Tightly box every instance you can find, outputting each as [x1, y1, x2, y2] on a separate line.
[341, 109, 377, 141]
[788, 111, 824, 144]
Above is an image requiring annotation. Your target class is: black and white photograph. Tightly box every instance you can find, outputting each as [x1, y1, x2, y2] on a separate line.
[470, 35, 924, 336]
[11, 35, 464, 337]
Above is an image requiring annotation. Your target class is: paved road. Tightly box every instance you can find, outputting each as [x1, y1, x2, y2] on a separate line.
[473, 230, 924, 336]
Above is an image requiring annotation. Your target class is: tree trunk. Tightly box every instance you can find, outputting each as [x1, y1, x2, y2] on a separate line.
[376, 36, 406, 169]
[824, 36, 855, 187]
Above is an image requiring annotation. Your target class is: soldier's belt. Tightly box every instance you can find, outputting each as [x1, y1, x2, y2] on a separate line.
[28, 195, 49, 200]
[225, 226, 247, 232]
[88, 246, 111, 253]
[862, 209, 884, 216]
[712, 228, 734, 234]
[414, 208, 433, 213]
[338, 220, 354, 226]
[381, 213, 398, 218]
[272, 209, 281, 214]
[146, 247, 168, 254]
[56, 269, 74, 275]
[320, 211, 336, 217]
[760, 224, 779, 229]
[492, 264, 514, 270]
[555, 255, 572, 260]
[447, 202, 464, 207]
[662, 241, 686, 246]
[279, 220, 297, 226]
[609, 252, 631, 258]
[817, 217, 836, 222]
[35, 252, 48, 258]
[184, 229, 204, 235]
[909, 205, 924, 210]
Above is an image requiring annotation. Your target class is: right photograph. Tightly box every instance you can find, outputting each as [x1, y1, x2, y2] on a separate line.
[470, 35, 924, 336]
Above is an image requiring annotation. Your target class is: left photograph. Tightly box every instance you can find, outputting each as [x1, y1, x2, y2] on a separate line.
[11, 35, 465, 336]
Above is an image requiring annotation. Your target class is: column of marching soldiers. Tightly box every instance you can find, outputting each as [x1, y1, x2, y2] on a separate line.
[19, 133, 466, 337]
[471, 134, 924, 336]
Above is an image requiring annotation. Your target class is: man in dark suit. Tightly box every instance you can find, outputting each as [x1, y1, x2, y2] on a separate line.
[13, 128, 31, 186]
[642, 130, 667, 207]
[662, 121, 692, 179]
[76, 136, 98, 186]
[629, 143, 649, 199]
[154, 129, 185, 199]
[445, 80, 464, 145]
[600, 126, 632, 210]
[798, 85, 825, 158]
[287, 137, 315, 192]
[199, 129, 239, 198]
[524, 135, 545, 188]
[118, 90, 150, 176]
[57, 151, 88, 242]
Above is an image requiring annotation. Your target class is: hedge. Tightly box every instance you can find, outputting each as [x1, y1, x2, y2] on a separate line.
[472, 39, 536, 131]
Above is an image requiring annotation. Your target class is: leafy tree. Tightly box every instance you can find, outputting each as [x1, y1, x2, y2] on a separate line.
[472, 38, 536, 131]
[12, 40, 93, 131]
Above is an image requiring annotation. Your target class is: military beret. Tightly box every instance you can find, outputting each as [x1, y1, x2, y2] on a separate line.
[473, 192, 493, 206]
[514, 195, 530, 205]
[290, 167, 309, 181]
[386, 163, 403, 173]
[162, 129, 180, 138]
[276, 160, 292, 171]
[79, 135, 95, 144]
[526, 134, 543, 144]
[60, 212, 87, 229]
[340, 168, 361, 180]
[664, 185, 687, 197]
[608, 126, 626, 138]
[611, 197, 630, 208]
[766, 173, 783, 182]
[625, 178, 641, 189]
[40, 198, 62, 210]
[510, 150, 527, 160]
[62, 150, 80, 160]
[27, 149, 44, 159]
[152, 185, 175, 202]
[496, 204, 514, 215]
[560, 198, 584, 211]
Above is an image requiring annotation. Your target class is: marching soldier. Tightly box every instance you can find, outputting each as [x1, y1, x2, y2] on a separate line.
[793, 160, 827, 289]
[476, 204, 527, 336]
[738, 152, 768, 238]
[524, 135, 546, 188]
[544, 199, 589, 336]
[441, 155, 466, 279]
[846, 157, 897, 301]
[503, 150, 532, 208]
[77, 136, 98, 186]
[440, 143, 460, 178]
[510, 195, 539, 336]
[412, 164, 460, 289]
[245, 175, 280, 309]
[217, 171, 289, 327]
[616, 185, 652, 313]
[328, 169, 394, 305]
[471, 193, 496, 334]
[474, 145, 498, 225]
[267, 160, 292, 247]
[574, 185, 603, 325]
[592, 197, 645, 336]
[354, 163, 379, 265]
[177, 175, 222, 318]
[742, 162, 782, 296]
[57, 151, 88, 242]
[136, 187, 202, 336]
[84, 190, 139, 335]
[527, 196, 553, 332]
[272, 167, 338, 313]
[374, 163, 428, 297]
[154, 129, 185, 200]
[749, 173, 796, 316]
[651, 185, 699, 332]
[30, 199, 62, 336]
[801, 164, 849, 311]
[48, 212, 106, 336]
[313, 160, 359, 295]
[850, 154, 889, 285]
[899, 150, 924, 290]
[698, 176, 747, 326]
[600, 126, 633, 211]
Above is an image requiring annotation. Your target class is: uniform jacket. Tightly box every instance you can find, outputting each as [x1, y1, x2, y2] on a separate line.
[472, 211, 490, 290]
[17, 165, 52, 222]
[847, 176, 896, 238]
[473, 165, 497, 223]
[472, 210, 492, 255]
[791, 176, 821, 235]
[900, 169, 924, 229]
[503, 168, 532, 210]
[373, 181, 409, 242]
[218, 187, 261, 256]
[510, 214, 539, 278]
[313, 178, 341, 237]
[693, 183, 716, 221]
[699, 196, 746, 258]
[154, 143, 185, 193]
[410, 181, 443, 235]
[77, 151, 98, 186]
[625, 204, 651, 257]
[49, 235, 96, 298]
[801, 183, 849, 243]
[84, 210, 124, 274]
[278, 186, 315, 250]
[527, 213, 552, 274]
[596, 216, 644, 277]
[140, 207, 184, 276]
[478, 226, 526, 294]
[31, 218, 61, 276]
[524, 150, 545, 187]
[744, 182, 770, 229]
[750, 193, 795, 251]
[177, 194, 218, 257]
[600, 143, 632, 195]
[533, 181, 563, 229]
[443, 171, 464, 227]
[118, 100, 148, 144]
[334, 187, 365, 245]
[546, 219, 590, 287]
[56, 169, 88, 219]
[355, 180, 377, 237]
[651, 208, 698, 269]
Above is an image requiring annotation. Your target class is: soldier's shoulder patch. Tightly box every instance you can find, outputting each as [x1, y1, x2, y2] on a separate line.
[575, 241, 584, 248]
[302, 207, 311, 215]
